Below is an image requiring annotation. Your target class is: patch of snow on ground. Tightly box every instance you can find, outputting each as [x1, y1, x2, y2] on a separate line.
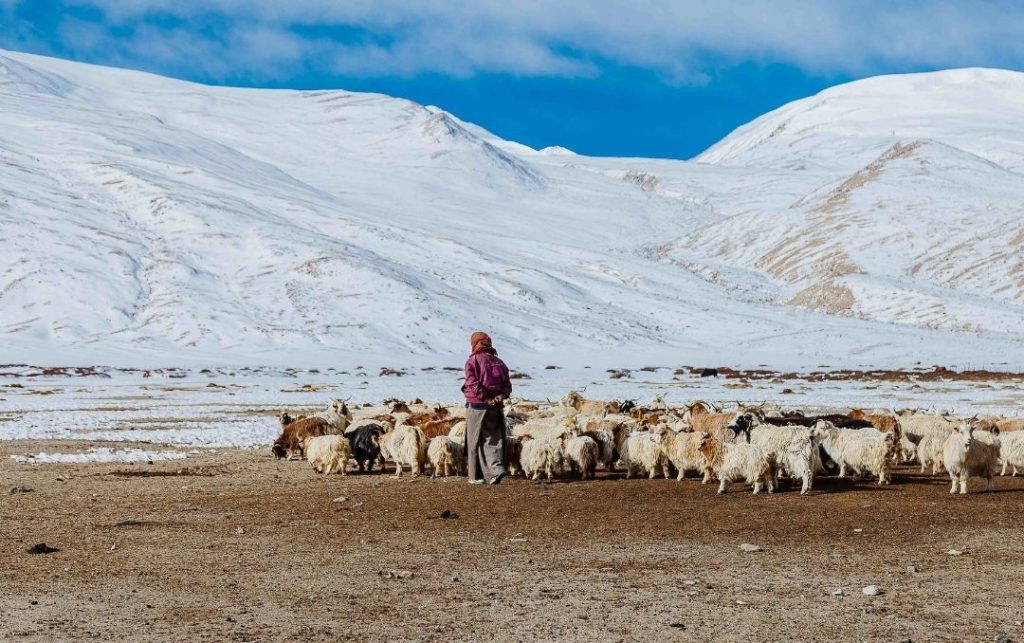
[12, 447, 189, 465]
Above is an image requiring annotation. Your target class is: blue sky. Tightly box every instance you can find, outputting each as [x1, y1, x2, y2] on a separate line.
[3, 1, 1024, 159]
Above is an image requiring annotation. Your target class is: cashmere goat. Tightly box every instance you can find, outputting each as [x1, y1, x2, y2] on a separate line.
[562, 433, 599, 480]
[561, 390, 615, 416]
[383, 424, 428, 477]
[898, 411, 958, 445]
[817, 421, 896, 485]
[699, 434, 774, 495]
[519, 435, 563, 481]
[917, 425, 958, 474]
[659, 426, 713, 482]
[345, 422, 385, 472]
[619, 430, 669, 479]
[313, 399, 353, 433]
[729, 412, 821, 494]
[303, 434, 351, 475]
[427, 436, 465, 478]
[943, 425, 1001, 494]
[682, 401, 735, 442]
[273, 413, 330, 460]
[999, 430, 1024, 476]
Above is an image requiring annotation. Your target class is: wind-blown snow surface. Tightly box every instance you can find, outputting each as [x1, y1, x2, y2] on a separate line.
[2, 51, 1024, 368]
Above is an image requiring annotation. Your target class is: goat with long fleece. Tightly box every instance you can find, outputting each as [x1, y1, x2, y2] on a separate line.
[898, 411, 958, 445]
[561, 390, 614, 417]
[657, 425, 713, 483]
[303, 434, 351, 475]
[620, 430, 669, 479]
[562, 432, 599, 480]
[999, 430, 1024, 476]
[584, 415, 636, 471]
[917, 425, 957, 475]
[516, 414, 576, 442]
[729, 413, 821, 494]
[345, 422, 385, 472]
[313, 399, 353, 434]
[943, 424, 1001, 494]
[682, 401, 735, 442]
[384, 424, 428, 477]
[898, 434, 918, 464]
[273, 413, 330, 460]
[580, 427, 617, 471]
[562, 416, 615, 472]
[427, 436, 465, 478]
[816, 421, 896, 485]
[698, 433, 774, 495]
[519, 434, 563, 481]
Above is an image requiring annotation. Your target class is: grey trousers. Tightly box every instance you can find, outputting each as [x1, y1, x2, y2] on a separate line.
[465, 406, 507, 481]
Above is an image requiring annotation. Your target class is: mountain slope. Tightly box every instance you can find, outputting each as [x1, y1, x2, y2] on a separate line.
[2, 50, 1023, 368]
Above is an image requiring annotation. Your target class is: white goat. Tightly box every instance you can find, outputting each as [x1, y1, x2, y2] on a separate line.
[817, 421, 895, 485]
[1000, 430, 1024, 476]
[898, 434, 918, 463]
[519, 435, 563, 481]
[314, 399, 354, 434]
[699, 435, 774, 495]
[563, 433, 599, 480]
[447, 420, 467, 442]
[302, 434, 350, 475]
[384, 424, 428, 477]
[730, 413, 820, 494]
[427, 436, 464, 478]
[917, 426, 957, 474]
[620, 431, 669, 479]
[943, 424, 1000, 494]
[659, 426, 712, 482]
[899, 411, 958, 445]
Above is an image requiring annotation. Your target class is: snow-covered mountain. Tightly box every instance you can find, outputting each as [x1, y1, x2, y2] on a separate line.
[2, 50, 1023, 368]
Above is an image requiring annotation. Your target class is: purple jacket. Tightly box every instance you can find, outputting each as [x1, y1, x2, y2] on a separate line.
[462, 349, 512, 405]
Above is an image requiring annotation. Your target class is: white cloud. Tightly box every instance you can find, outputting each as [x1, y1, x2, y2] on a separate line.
[24, 1, 1024, 82]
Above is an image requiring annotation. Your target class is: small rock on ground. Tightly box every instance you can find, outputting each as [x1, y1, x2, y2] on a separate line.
[380, 570, 414, 579]
[862, 585, 882, 596]
[739, 544, 762, 552]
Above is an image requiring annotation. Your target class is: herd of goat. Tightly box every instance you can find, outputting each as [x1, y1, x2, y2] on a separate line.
[271, 391, 1024, 494]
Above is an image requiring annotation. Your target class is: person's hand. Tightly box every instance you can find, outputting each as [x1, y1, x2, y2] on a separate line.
[488, 395, 503, 405]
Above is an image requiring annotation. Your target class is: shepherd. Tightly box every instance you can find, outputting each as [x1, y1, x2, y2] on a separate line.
[462, 331, 512, 485]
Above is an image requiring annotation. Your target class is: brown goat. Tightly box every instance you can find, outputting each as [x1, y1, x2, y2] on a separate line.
[403, 408, 454, 431]
[420, 417, 464, 439]
[561, 390, 612, 416]
[273, 413, 330, 460]
[997, 418, 1024, 433]
[683, 401, 735, 441]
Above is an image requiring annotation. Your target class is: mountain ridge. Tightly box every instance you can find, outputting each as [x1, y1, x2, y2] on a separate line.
[2, 49, 1023, 368]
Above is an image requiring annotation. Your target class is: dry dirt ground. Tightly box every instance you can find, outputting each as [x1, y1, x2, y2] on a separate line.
[2, 440, 1023, 643]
